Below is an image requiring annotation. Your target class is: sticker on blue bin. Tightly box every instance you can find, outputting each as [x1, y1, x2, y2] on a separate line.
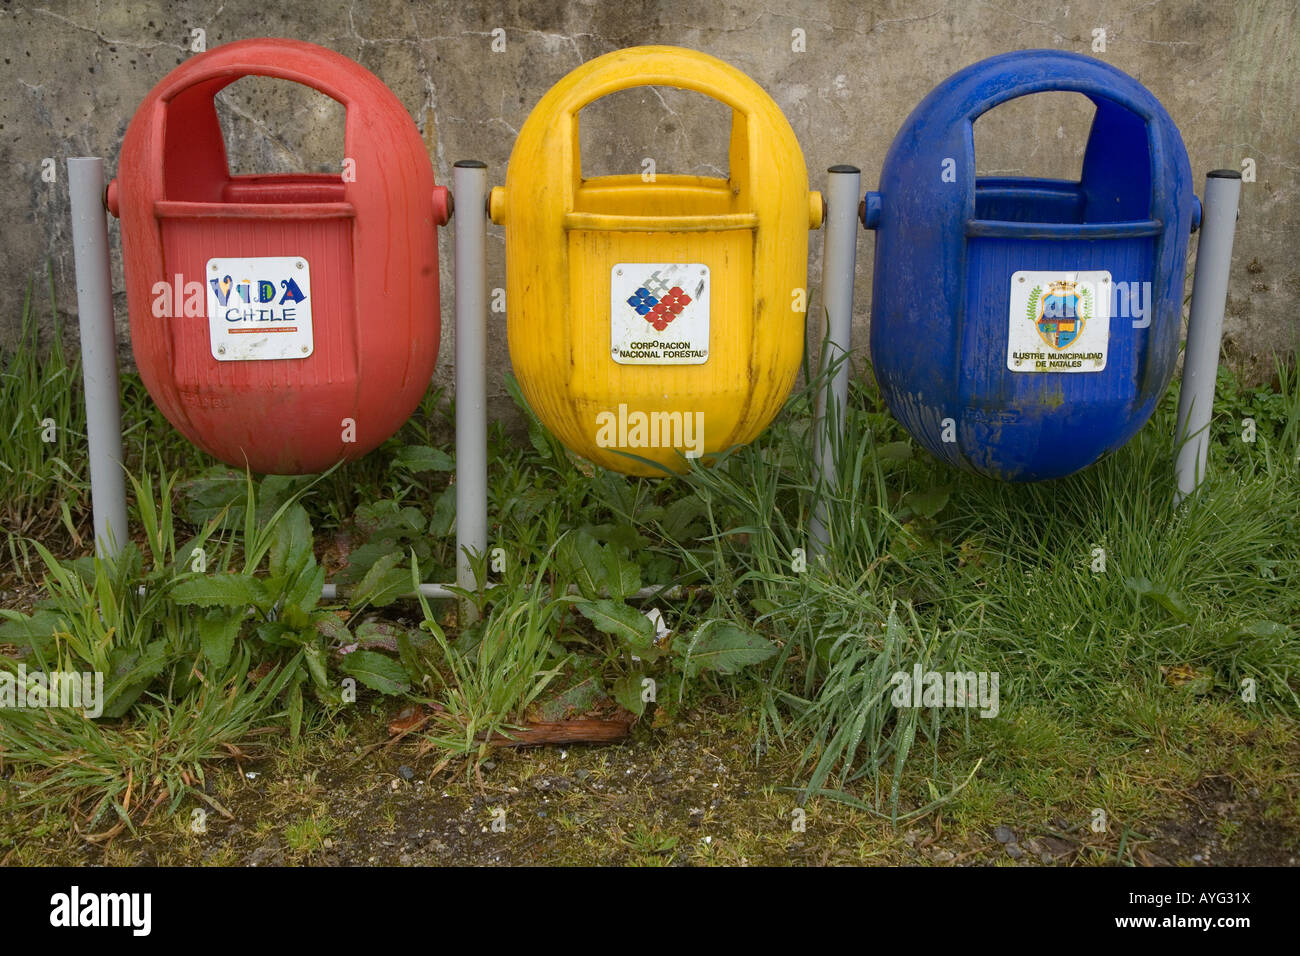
[206, 256, 313, 362]
[1007, 270, 1110, 373]
[610, 263, 709, 365]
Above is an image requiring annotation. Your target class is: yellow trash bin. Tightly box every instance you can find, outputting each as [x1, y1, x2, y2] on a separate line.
[491, 45, 823, 475]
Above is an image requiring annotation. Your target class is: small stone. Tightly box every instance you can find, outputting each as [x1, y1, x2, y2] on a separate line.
[398, 765, 415, 781]
[1040, 851, 1053, 864]
[1005, 843, 1023, 860]
[993, 825, 1015, 844]
[482, 761, 496, 771]
[932, 849, 955, 862]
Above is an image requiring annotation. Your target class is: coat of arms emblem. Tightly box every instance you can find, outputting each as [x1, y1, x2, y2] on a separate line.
[1027, 279, 1093, 350]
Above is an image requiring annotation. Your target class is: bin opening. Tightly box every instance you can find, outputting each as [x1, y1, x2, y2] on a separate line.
[573, 87, 746, 223]
[163, 76, 347, 205]
[970, 91, 1153, 228]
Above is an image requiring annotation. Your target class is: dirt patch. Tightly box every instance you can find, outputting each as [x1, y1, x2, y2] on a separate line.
[1139, 774, 1300, 867]
[8, 700, 1300, 867]
[55, 698, 845, 866]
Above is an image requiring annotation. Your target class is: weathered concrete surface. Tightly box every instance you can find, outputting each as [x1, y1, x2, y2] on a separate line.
[1, 0, 1296, 429]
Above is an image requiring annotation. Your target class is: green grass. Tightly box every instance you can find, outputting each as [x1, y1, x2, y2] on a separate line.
[652, 356, 1299, 817]
[283, 814, 338, 857]
[412, 545, 572, 764]
[1, 298, 1297, 859]
[0, 275, 86, 568]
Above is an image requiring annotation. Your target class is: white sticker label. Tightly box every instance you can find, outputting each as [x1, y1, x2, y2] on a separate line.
[610, 263, 709, 365]
[1007, 270, 1110, 373]
[206, 256, 313, 362]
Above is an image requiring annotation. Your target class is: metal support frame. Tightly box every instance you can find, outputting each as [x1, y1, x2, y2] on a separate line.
[452, 161, 489, 620]
[810, 165, 862, 558]
[71, 157, 492, 609]
[1174, 170, 1243, 505]
[71, 157, 1240, 587]
[68, 158, 128, 559]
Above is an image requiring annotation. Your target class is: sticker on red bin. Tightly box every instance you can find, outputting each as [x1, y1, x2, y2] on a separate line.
[610, 263, 709, 365]
[206, 256, 314, 362]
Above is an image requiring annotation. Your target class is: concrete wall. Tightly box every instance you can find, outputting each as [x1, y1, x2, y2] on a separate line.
[2, 0, 1296, 427]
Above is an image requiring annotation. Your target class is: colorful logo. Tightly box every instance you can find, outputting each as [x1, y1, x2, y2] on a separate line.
[210, 275, 307, 308]
[1028, 280, 1092, 350]
[625, 270, 700, 332]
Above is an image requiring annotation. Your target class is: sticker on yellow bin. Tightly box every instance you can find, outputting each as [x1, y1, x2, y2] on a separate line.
[611, 263, 709, 365]
[206, 256, 313, 362]
[1007, 269, 1110, 373]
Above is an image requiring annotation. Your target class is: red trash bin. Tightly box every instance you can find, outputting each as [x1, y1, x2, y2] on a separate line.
[108, 39, 449, 474]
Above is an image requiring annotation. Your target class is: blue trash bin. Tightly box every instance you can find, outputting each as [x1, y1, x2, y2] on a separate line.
[861, 50, 1199, 481]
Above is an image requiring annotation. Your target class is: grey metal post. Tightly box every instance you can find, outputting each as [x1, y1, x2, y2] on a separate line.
[453, 161, 488, 620]
[68, 158, 128, 559]
[810, 165, 862, 557]
[320, 582, 458, 602]
[1174, 170, 1242, 505]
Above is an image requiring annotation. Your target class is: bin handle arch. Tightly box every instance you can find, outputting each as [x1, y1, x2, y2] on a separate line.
[954, 52, 1163, 125]
[545, 46, 768, 123]
[965, 77, 1160, 125]
[526, 46, 802, 220]
[148, 40, 415, 202]
[960, 61, 1178, 232]
[116, 39, 446, 220]
[858, 54, 1178, 230]
[149, 38, 390, 117]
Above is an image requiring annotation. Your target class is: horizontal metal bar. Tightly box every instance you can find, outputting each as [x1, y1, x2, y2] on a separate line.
[317, 581, 686, 603]
[320, 582, 458, 602]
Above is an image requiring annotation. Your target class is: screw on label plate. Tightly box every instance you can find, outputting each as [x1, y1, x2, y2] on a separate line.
[211, 263, 218, 272]
[296, 261, 304, 269]
[217, 346, 225, 355]
[301, 346, 309, 354]
[616, 269, 623, 276]
[1018, 276, 1025, 283]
